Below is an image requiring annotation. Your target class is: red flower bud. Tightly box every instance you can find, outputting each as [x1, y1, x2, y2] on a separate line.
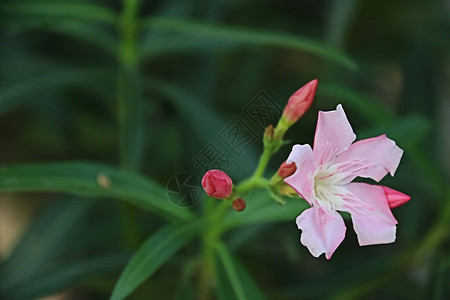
[232, 198, 246, 212]
[201, 170, 233, 199]
[278, 161, 297, 178]
[381, 186, 411, 208]
[282, 79, 318, 124]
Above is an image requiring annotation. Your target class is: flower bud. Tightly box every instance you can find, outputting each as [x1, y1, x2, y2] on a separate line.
[264, 125, 274, 140]
[381, 186, 411, 208]
[282, 79, 318, 124]
[201, 170, 232, 199]
[278, 161, 297, 178]
[232, 198, 246, 212]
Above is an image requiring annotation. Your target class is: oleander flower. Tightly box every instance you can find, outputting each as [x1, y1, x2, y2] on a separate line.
[284, 104, 405, 259]
[202, 170, 233, 199]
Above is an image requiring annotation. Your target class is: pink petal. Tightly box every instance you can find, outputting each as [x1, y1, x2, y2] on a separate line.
[313, 104, 356, 166]
[334, 134, 403, 183]
[296, 207, 346, 259]
[284, 144, 317, 204]
[341, 183, 397, 246]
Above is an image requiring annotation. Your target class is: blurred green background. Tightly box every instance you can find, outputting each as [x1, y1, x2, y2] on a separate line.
[0, 0, 449, 299]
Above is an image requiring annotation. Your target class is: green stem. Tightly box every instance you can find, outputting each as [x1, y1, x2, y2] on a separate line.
[117, 0, 143, 248]
[252, 146, 273, 178]
[198, 200, 229, 300]
[118, 0, 142, 170]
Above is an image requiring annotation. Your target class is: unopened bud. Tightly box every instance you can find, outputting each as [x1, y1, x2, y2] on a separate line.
[201, 170, 233, 199]
[232, 198, 246, 212]
[278, 161, 297, 178]
[381, 186, 411, 208]
[264, 125, 274, 140]
[282, 79, 318, 124]
[279, 184, 297, 197]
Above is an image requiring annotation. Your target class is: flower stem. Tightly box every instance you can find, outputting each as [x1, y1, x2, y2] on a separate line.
[198, 200, 229, 300]
[117, 0, 143, 248]
[252, 146, 273, 178]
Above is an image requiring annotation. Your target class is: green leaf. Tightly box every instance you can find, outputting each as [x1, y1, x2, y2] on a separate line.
[0, 68, 112, 116]
[215, 243, 265, 300]
[0, 162, 194, 221]
[110, 222, 203, 300]
[357, 115, 432, 150]
[0, 199, 94, 289]
[222, 189, 308, 230]
[2, 253, 130, 300]
[319, 83, 393, 125]
[0, 1, 117, 24]
[141, 17, 357, 70]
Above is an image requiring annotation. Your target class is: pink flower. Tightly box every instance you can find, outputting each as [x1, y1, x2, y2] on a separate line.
[380, 186, 411, 208]
[202, 170, 233, 199]
[282, 79, 318, 124]
[284, 105, 404, 259]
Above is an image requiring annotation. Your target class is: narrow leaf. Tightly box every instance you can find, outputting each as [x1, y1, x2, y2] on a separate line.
[110, 222, 203, 300]
[0, 162, 194, 221]
[222, 190, 308, 230]
[141, 18, 357, 70]
[215, 243, 265, 300]
[0, 1, 117, 24]
[2, 253, 130, 300]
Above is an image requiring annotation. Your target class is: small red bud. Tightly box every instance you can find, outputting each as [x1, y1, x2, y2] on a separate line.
[232, 198, 246, 212]
[381, 186, 411, 208]
[278, 161, 297, 178]
[282, 79, 318, 124]
[201, 170, 233, 199]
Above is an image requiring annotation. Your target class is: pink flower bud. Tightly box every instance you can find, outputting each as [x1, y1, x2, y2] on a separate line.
[278, 161, 297, 178]
[282, 79, 318, 124]
[381, 186, 411, 208]
[201, 170, 232, 199]
[232, 198, 246, 212]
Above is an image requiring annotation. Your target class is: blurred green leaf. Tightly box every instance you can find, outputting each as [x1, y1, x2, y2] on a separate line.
[358, 115, 432, 150]
[0, 199, 93, 289]
[0, 1, 117, 24]
[0, 68, 112, 115]
[110, 222, 203, 300]
[140, 35, 236, 58]
[222, 190, 308, 230]
[215, 242, 265, 300]
[0, 18, 117, 55]
[0, 162, 193, 221]
[2, 253, 130, 300]
[141, 17, 357, 70]
[319, 83, 393, 125]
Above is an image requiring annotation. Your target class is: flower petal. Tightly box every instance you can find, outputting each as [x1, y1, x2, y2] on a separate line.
[296, 207, 346, 259]
[334, 134, 403, 183]
[341, 182, 397, 246]
[284, 144, 316, 204]
[313, 104, 356, 166]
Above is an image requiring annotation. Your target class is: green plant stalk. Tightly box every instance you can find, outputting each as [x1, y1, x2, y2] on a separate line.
[117, 0, 143, 248]
[197, 148, 272, 298]
[118, 0, 142, 170]
[198, 200, 229, 300]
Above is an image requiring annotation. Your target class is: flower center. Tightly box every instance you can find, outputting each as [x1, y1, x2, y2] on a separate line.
[313, 166, 343, 211]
